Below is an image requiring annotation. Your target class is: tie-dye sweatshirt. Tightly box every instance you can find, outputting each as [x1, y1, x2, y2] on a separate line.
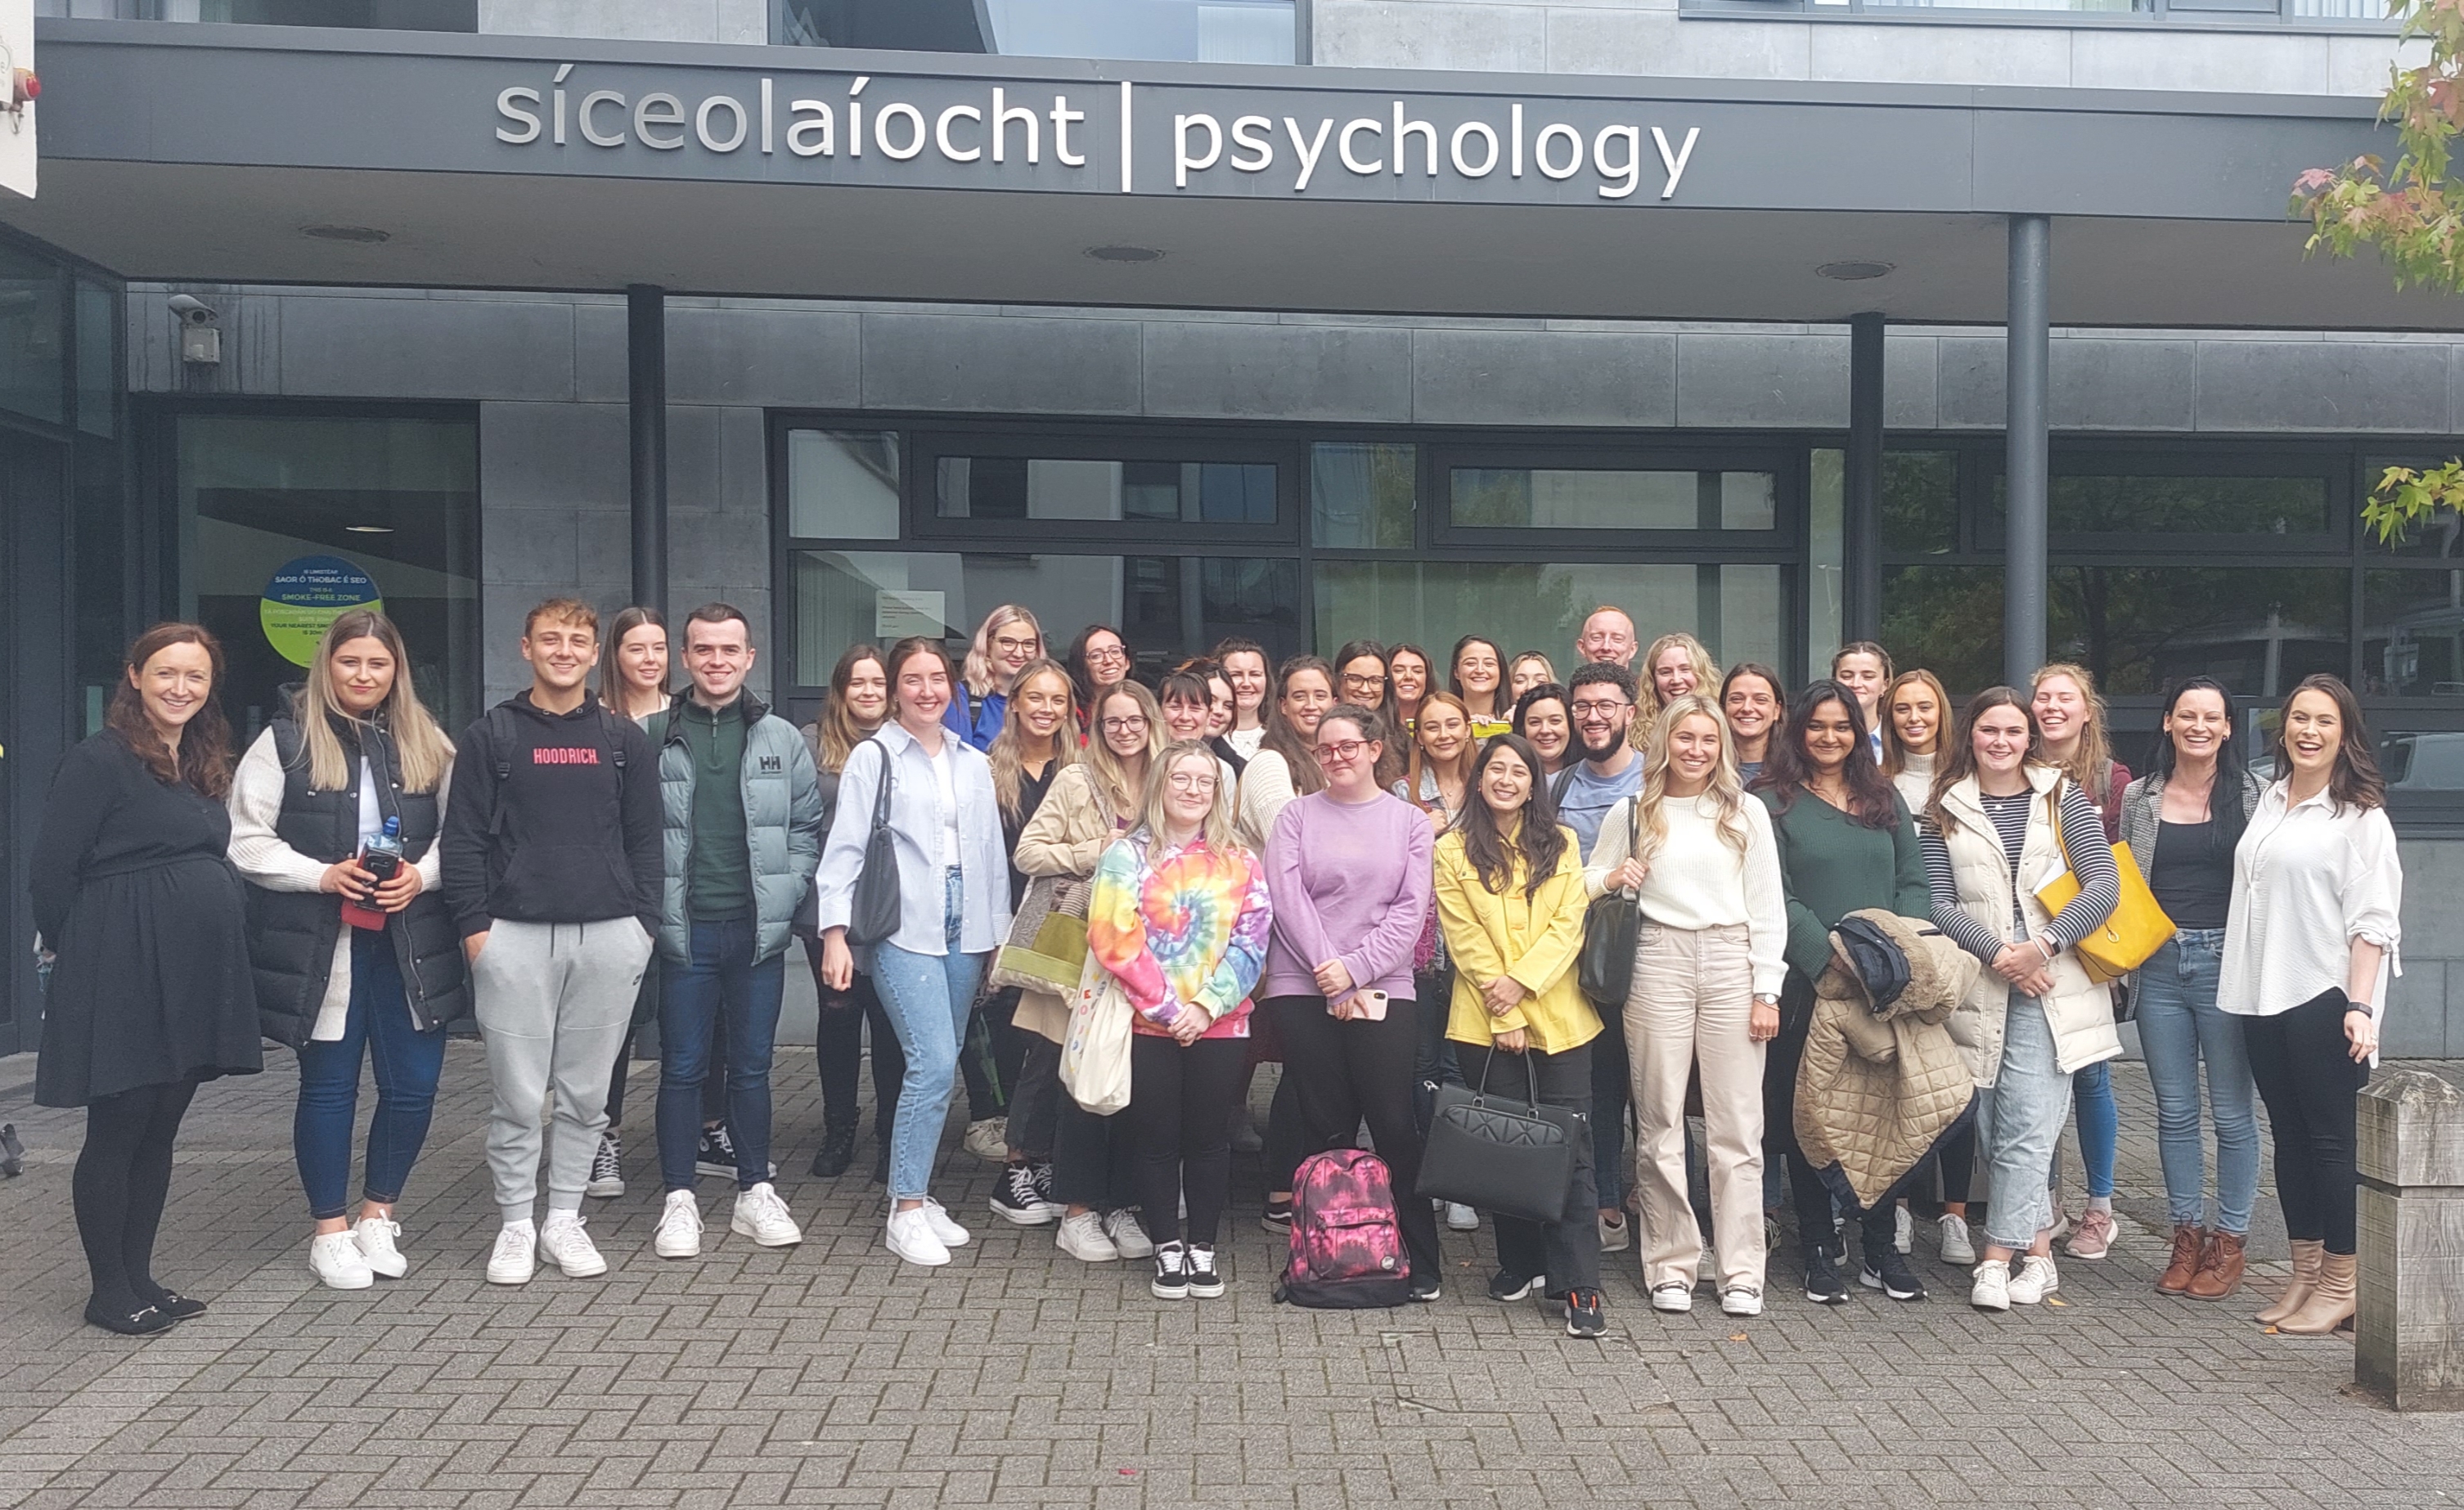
[1086, 829, 1274, 1039]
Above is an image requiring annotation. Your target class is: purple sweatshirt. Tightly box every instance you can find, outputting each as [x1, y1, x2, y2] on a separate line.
[1260, 789, 1435, 1004]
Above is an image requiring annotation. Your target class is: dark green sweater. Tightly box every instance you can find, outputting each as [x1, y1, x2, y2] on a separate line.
[681, 697, 752, 922]
[1758, 787, 1929, 982]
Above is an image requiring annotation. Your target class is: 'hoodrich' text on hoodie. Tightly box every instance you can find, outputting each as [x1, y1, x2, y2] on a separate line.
[440, 691, 662, 939]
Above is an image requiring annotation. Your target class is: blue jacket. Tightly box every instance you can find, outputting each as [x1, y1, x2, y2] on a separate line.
[814, 719, 1011, 958]
[943, 689, 1007, 752]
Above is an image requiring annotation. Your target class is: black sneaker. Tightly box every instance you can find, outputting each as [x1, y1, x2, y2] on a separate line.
[1258, 1198, 1292, 1234]
[1029, 1161, 1059, 1204]
[808, 1125, 855, 1180]
[1185, 1244, 1225, 1298]
[1565, 1288, 1607, 1338]
[1151, 1243, 1189, 1300]
[991, 1162, 1063, 1226]
[1487, 1269, 1543, 1302]
[1860, 1244, 1927, 1302]
[695, 1121, 740, 1179]
[1805, 1243, 1851, 1305]
[1409, 1273, 1441, 1303]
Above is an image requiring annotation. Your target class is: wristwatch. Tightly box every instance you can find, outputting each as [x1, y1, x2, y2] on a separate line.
[1752, 993, 1778, 1007]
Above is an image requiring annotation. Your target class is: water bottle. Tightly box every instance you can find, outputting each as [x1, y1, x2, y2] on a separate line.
[342, 816, 404, 931]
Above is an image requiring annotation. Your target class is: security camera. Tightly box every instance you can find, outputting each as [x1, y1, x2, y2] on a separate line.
[166, 294, 217, 326]
[169, 294, 223, 365]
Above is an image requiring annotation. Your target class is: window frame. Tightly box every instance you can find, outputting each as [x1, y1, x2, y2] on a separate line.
[905, 423, 1299, 546]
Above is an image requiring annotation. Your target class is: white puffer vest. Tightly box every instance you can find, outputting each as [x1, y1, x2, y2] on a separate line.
[1936, 766, 2122, 1086]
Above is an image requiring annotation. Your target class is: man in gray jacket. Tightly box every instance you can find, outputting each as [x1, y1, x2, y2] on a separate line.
[648, 604, 824, 1260]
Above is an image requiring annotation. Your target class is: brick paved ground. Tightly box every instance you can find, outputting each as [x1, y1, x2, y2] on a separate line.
[2, 1044, 2461, 1508]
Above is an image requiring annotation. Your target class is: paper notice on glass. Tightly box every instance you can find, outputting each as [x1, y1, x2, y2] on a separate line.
[875, 589, 946, 640]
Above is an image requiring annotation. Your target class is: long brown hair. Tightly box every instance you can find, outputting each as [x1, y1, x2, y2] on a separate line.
[816, 642, 887, 774]
[1457, 733, 1567, 901]
[988, 658, 1081, 820]
[597, 606, 672, 721]
[293, 609, 452, 794]
[107, 622, 236, 800]
[2273, 672, 2385, 813]
[1924, 685, 2039, 836]
[1260, 654, 1333, 798]
[1405, 690, 1476, 813]
[1879, 667, 1950, 779]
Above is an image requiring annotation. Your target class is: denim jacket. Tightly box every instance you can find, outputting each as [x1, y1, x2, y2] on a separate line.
[812, 720, 1011, 959]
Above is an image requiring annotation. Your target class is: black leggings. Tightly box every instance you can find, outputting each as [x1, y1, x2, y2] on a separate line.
[74, 1079, 200, 1313]
[1763, 975, 1861, 1255]
[807, 947, 904, 1140]
[1266, 995, 1443, 1283]
[2244, 994, 2367, 1255]
[1126, 1035, 1247, 1247]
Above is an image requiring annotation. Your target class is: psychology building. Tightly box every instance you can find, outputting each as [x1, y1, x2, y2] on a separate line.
[4, 0, 2464, 1054]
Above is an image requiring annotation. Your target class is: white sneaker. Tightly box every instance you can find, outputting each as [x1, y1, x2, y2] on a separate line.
[1937, 1212, 1977, 1267]
[308, 1230, 374, 1290]
[963, 1117, 1009, 1162]
[1720, 1287, 1764, 1318]
[915, 1196, 969, 1248]
[1445, 1202, 1479, 1232]
[1894, 1204, 1914, 1255]
[586, 1131, 626, 1198]
[1649, 1282, 1694, 1314]
[731, 1183, 805, 1247]
[2008, 1253, 2060, 1305]
[353, 1216, 407, 1279]
[537, 1213, 608, 1277]
[487, 1222, 537, 1285]
[887, 1207, 951, 1266]
[1104, 1207, 1156, 1259]
[1055, 1210, 1118, 1262]
[655, 1189, 704, 1258]
[1970, 1257, 2012, 1311]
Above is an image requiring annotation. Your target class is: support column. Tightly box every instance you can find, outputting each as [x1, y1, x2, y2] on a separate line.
[627, 284, 668, 615]
[1843, 312, 1885, 645]
[2003, 215, 2050, 688]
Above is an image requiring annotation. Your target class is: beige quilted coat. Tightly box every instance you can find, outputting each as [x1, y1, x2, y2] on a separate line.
[1792, 909, 1982, 1207]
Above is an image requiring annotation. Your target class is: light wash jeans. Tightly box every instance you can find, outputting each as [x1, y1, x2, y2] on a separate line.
[1982, 992, 2075, 1252]
[2134, 929, 2259, 1234]
[869, 869, 988, 1202]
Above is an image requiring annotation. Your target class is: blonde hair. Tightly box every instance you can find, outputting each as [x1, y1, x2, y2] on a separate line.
[1640, 632, 1719, 717]
[988, 659, 1081, 821]
[293, 609, 452, 795]
[1634, 693, 1750, 866]
[1880, 667, 1950, 777]
[1405, 690, 1476, 811]
[1135, 740, 1241, 855]
[1086, 680, 1166, 819]
[2030, 661, 2112, 794]
[961, 604, 1042, 699]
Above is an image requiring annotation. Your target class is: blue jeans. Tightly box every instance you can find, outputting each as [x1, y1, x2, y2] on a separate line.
[2135, 930, 2259, 1234]
[870, 869, 988, 1202]
[294, 928, 447, 1220]
[2068, 1059, 2117, 1201]
[657, 917, 786, 1192]
[1982, 993, 2075, 1252]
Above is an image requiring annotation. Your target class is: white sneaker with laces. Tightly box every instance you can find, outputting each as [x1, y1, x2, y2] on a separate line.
[353, 1216, 407, 1279]
[1445, 1202, 1479, 1232]
[2008, 1252, 2060, 1305]
[1055, 1210, 1118, 1262]
[1894, 1204, 1914, 1255]
[309, 1230, 375, 1290]
[1104, 1208, 1156, 1259]
[1970, 1257, 2012, 1311]
[887, 1207, 951, 1266]
[586, 1131, 626, 1198]
[1649, 1282, 1694, 1314]
[915, 1197, 969, 1248]
[487, 1222, 537, 1286]
[1720, 1288, 1764, 1318]
[655, 1189, 704, 1258]
[1937, 1212, 1977, 1267]
[537, 1213, 608, 1277]
[731, 1183, 805, 1247]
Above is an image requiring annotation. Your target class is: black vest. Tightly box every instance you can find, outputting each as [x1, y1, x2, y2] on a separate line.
[245, 712, 470, 1048]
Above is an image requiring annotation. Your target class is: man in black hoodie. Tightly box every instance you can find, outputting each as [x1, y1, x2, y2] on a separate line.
[442, 599, 661, 1286]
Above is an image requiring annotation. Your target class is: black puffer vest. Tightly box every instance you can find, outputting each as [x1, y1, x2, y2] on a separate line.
[245, 711, 471, 1048]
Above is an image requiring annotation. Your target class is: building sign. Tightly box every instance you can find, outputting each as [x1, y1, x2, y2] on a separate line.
[262, 555, 381, 667]
[875, 588, 946, 640]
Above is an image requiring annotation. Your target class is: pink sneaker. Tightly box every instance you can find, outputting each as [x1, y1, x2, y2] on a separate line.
[2066, 1207, 2116, 1261]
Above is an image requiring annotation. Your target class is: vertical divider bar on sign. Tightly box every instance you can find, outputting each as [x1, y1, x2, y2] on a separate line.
[1122, 80, 1134, 193]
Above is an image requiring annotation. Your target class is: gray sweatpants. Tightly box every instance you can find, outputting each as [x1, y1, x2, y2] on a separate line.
[472, 918, 654, 1224]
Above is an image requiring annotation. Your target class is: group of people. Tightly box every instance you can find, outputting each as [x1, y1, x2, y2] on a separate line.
[27, 600, 2399, 1344]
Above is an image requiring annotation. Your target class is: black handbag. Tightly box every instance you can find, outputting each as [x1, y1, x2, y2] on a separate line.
[1577, 796, 1642, 1007]
[1417, 1050, 1583, 1225]
[845, 739, 902, 947]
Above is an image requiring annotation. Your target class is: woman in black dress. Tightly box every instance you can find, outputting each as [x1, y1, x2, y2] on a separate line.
[30, 622, 260, 1335]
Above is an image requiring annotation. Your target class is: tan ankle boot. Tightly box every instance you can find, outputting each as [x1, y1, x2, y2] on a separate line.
[2257, 1238, 2323, 1324]
[2278, 1251, 2357, 1335]
[2157, 1224, 2205, 1295]
[2187, 1230, 2246, 1301]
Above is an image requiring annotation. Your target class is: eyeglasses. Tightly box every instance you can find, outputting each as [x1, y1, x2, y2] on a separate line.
[1086, 645, 1129, 664]
[1341, 673, 1387, 691]
[1167, 772, 1219, 792]
[1571, 699, 1630, 717]
[1312, 739, 1370, 762]
[991, 634, 1039, 654]
[1100, 715, 1149, 733]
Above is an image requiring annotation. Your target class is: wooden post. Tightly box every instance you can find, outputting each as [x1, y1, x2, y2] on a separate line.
[2356, 1068, 2464, 1410]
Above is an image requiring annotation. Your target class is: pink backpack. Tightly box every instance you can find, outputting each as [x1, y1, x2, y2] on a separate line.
[1275, 1149, 1414, 1309]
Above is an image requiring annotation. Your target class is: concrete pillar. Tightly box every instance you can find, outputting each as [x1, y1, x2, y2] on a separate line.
[627, 284, 668, 616]
[2003, 214, 2050, 689]
[1844, 312, 1884, 646]
[2356, 1067, 2464, 1411]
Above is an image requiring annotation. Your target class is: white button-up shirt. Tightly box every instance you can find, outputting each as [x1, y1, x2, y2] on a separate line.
[2217, 780, 2402, 1042]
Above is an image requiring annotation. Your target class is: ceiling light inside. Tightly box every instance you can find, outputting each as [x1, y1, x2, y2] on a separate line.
[302, 224, 391, 244]
[1817, 260, 1894, 281]
[1086, 244, 1165, 263]
[344, 524, 394, 533]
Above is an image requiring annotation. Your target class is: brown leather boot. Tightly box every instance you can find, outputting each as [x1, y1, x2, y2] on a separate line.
[2257, 1238, 2323, 1324]
[2278, 1250, 2357, 1334]
[2187, 1230, 2246, 1301]
[2157, 1224, 2205, 1295]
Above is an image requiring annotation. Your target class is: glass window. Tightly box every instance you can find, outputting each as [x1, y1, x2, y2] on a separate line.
[979, 0, 1297, 63]
[1883, 566, 2005, 698]
[1987, 472, 2332, 538]
[1313, 562, 1784, 676]
[1311, 443, 1414, 549]
[74, 435, 128, 737]
[1809, 449, 1844, 677]
[177, 412, 482, 744]
[787, 429, 900, 540]
[792, 549, 1303, 688]
[2049, 565, 2348, 699]
[74, 280, 115, 439]
[1884, 451, 1957, 555]
[68, 1, 481, 26]
[2364, 569, 2464, 699]
[936, 456, 1275, 525]
[1450, 466, 1775, 532]
[2367, 720, 2464, 828]
[0, 241, 64, 425]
